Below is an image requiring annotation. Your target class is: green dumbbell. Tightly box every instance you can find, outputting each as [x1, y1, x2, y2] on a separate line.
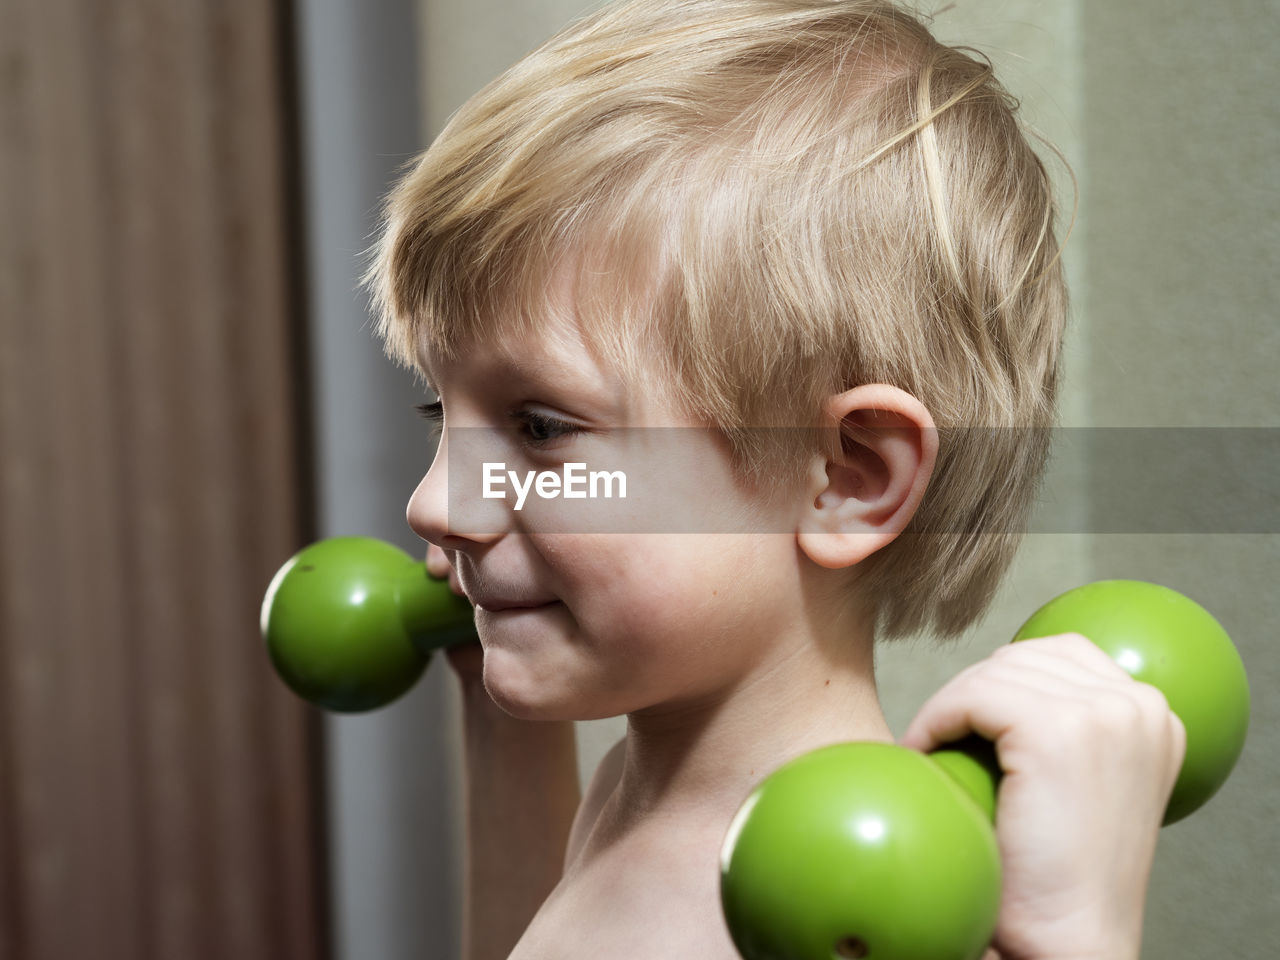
[260, 536, 478, 712]
[719, 580, 1250, 960]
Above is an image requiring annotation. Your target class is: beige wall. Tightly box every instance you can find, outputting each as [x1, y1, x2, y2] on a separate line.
[1072, 3, 1278, 954]
[417, 1, 1277, 955]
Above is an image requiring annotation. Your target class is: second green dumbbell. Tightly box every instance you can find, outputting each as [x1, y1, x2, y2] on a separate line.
[261, 536, 477, 712]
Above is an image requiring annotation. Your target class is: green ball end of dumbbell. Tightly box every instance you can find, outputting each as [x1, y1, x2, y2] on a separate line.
[1012, 579, 1250, 825]
[719, 580, 1250, 960]
[260, 536, 478, 713]
[720, 742, 1001, 960]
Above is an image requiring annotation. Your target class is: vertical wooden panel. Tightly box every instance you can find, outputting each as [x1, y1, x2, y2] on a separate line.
[0, 1, 328, 959]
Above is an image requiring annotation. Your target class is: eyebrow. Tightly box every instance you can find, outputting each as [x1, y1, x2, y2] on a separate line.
[506, 355, 575, 380]
[424, 351, 614, 405]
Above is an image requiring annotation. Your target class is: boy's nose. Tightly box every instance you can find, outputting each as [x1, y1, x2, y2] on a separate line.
[406, 435, 503, 549]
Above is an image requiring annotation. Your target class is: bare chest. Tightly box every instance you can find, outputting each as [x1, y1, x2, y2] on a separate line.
[507, 834, 742, 960]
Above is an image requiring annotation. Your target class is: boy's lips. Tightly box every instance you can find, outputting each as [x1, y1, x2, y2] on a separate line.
[460, 568, 557, 611]
[472, 596, 558, 612]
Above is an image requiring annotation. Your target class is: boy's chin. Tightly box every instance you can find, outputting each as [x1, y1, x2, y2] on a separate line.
[481, 662, 619, 723]
[481, 667, 579, 722]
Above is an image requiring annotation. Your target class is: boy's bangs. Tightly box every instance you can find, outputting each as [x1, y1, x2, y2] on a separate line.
[388, 154, 682, 405]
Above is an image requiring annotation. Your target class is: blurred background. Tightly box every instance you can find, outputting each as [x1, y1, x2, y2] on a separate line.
[1, 0, 1275, 958]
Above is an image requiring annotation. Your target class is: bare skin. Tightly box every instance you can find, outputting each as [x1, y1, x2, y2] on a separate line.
[415, 314, 1182, 960]
[510, 637, 894, 960]
[436, 538, 895, 960]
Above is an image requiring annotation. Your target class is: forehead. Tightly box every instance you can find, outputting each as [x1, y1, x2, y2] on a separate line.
[414, 314, 624, 402]
[413, 243, 677, 416]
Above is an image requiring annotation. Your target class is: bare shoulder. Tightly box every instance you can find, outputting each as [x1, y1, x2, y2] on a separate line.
[563, 735, 626, 872]
[515, 808, 742, 960]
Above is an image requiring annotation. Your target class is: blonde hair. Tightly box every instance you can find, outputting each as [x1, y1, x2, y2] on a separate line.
[364, 0, 1071, 643]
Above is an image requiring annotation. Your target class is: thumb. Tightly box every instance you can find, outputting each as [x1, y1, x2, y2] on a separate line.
[899, 710, 960, 755]
[898, 668, 990, 755]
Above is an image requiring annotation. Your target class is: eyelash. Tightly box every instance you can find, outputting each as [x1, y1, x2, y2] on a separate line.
[414, 401, 586, 449]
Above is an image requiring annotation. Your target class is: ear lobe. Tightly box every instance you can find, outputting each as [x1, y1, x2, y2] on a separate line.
[797, 385, 938, 570]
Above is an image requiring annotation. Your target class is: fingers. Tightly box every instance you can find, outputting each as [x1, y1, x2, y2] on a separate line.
[898, 662, 1042, 755]
[899, 634, 1183, 771]
[425, 542, 466, 597]
[1002, 631, 1133, 683]
[426, 543, 483, 680]
[425, 542, 450, 578]
[900, 637, 1188, 958]
[443, 636, 486, 680]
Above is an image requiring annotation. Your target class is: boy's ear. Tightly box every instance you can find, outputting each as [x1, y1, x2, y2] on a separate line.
[797, 384, 938, 569]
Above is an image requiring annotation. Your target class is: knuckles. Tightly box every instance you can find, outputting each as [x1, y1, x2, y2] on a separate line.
[1000, 632, 1135, 680]
[1063, 682, 1185, 769]
[970, 642, 1183, 741]
[923, 634, 1187, 785]
[1131, 682, 1187, 761]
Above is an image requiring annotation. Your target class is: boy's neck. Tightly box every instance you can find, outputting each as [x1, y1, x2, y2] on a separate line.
[597, 618, 892, 845]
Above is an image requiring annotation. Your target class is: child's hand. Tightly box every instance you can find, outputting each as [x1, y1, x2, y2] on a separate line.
[426, 541, 465, 596]
[899, 634, 1186, 960]
[426, 543, 484, 680]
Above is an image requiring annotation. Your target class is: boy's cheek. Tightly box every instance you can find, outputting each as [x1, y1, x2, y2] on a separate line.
[441, 423, 785, 540]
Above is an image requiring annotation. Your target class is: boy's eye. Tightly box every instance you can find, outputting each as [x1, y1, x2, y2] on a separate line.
[414, 401, 585, 450]
[511, 409, 586, 449]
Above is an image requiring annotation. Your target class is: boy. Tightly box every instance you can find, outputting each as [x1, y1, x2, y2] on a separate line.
[365, 1, 1186, 958]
